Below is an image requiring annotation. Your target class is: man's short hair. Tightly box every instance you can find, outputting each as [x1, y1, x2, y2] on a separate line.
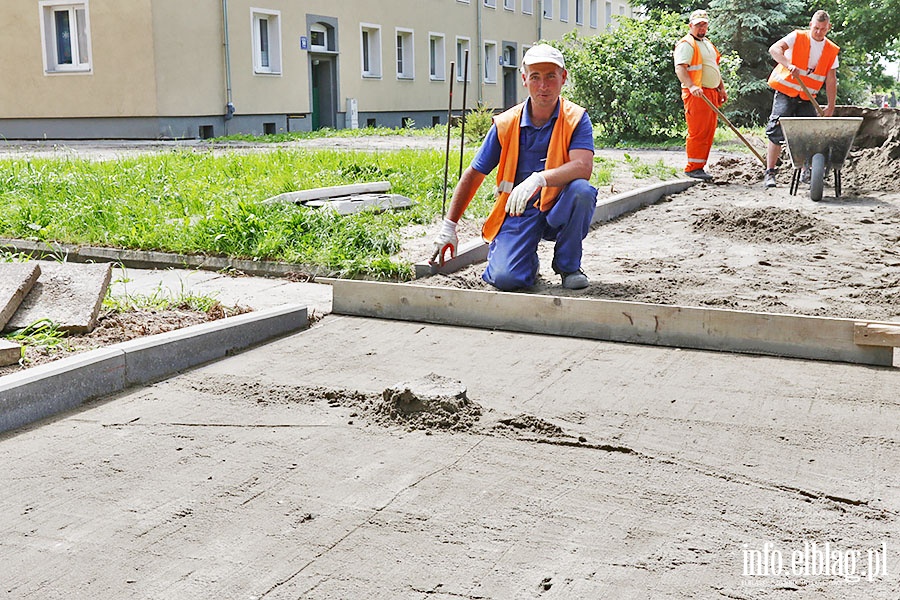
[812, 9, 830, 23]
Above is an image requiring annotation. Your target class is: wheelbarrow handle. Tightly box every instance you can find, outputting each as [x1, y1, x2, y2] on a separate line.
[699, 93, 767, 167]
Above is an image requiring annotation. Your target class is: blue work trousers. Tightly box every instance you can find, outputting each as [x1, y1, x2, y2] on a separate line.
[482, 178, 597, 291]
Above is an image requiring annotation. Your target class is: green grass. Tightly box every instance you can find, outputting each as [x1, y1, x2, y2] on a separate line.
[0, 131, 646, 280]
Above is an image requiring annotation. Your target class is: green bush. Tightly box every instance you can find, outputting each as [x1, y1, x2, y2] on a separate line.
[555, 13, 687, 142]
[464, 102, 496, 144]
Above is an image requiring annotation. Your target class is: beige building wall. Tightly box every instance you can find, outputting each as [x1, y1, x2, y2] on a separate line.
[0, 0, 633, 137]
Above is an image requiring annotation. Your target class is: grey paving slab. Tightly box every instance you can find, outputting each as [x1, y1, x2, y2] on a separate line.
[109, 266, 333, 315]
[4, 261, 111, 333]
[0, 262, 41, 329]
[0, 339, 21, 367]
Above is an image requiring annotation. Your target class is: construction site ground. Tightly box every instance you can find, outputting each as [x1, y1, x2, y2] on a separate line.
[1, 133, 898, 599]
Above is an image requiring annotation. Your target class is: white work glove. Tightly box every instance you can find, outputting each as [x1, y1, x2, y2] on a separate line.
[430, 218, 458, 265]
[505, 172, 546, 216]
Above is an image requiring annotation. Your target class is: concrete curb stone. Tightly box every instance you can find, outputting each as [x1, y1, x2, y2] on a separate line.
[0, 304, 309, 434]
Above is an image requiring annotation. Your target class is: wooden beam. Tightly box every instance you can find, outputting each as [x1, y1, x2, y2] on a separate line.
[854, 322, 900, 348]
[330, 280, 896, 367]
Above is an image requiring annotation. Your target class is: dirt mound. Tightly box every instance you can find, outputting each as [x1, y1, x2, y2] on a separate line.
[708, 154, 764, 184]
[691, 206, 833, 243]
[842, 132, 900, 194]
[375, 373, 482, 432]
[492, 414, 566, 437]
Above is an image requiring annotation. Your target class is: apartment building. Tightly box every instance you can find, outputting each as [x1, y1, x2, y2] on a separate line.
[0, 0, 633, 140]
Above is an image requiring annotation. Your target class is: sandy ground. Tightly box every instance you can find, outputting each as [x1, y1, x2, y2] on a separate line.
[420, 150, 900, 324]
[1, 132, 898, 599]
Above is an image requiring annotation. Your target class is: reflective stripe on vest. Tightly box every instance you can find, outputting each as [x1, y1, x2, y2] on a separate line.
[767, 31, 839, 100]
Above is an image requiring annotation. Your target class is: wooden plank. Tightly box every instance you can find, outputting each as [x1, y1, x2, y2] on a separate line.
[263, 181, 391, 204]
[331, 280, 896, 367]
[854, 322, 900, 347]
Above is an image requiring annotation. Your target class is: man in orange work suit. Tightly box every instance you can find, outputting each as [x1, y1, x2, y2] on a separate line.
[673, 9, 727, 181]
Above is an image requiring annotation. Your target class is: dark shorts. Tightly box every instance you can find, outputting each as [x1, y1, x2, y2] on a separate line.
[765, 91, 818, 144]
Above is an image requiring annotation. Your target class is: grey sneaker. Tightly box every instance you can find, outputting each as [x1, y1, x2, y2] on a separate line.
[561, 269, 589, 290]
[800, 166, 811, 184]
[764, 168, 777, 188]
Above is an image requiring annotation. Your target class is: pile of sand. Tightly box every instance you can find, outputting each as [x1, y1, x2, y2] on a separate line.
[375, 373, 482, 432]
[691, 206, 834, 244]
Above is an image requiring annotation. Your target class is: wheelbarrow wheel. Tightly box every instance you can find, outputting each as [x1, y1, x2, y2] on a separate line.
[809, 152, 826, 202]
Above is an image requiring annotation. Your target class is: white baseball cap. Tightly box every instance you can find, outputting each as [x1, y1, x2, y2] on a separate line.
[522, 44, 565, 69]
[689, 9, 710, 24]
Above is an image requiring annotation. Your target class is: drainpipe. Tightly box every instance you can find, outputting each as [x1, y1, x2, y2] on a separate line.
[476, 0, 483, 104]
[537, 0, 543, 41]
[222, 0, 235, 129]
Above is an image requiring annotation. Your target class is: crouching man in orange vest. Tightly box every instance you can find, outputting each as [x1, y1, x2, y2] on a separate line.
[430, 44, 597, 291]
[674, 9, 727, 181]
[763, 10, 840, 188]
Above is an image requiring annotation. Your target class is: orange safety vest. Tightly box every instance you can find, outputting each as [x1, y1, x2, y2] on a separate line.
[676, 34, 720, 87]
[481, 97, 585, 242]
[767, 31, 839, 100]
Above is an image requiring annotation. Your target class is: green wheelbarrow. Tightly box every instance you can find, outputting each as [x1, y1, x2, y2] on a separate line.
[779, 116, 863, 201]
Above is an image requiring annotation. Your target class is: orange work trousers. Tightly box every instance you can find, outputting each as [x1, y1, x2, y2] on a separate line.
[682, 87, 721, 173]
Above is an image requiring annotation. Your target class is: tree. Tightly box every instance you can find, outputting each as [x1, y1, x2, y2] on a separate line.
[556, 13, 687, 141]
[707, 0, 806, 125]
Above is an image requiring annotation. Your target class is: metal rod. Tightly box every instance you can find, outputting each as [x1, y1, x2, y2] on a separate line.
[459, 50, 469, 179]
[699, 93, 767, 167]
[442, 61, 456, 220]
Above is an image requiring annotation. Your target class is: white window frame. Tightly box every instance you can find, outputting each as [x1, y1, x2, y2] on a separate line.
[455, 37, 471, 82]
[575, 0, 584, 24]
[251, 8, 282, 75]
[589, 0, 598, 28]
[522, 0, 534, 15]
[396, 28, 414, 80]
[543, 0, 554, 19]
[504, 0, 515, 10]
[429, 33, 446, 81]
[361, 23, 382, 78]
[484, 0, 497, 7]
[39, 0, 92, 74]
[560, 0, 569, 22]
[605, 1, 612, 30]
[483, 40, 498, 84]
[310, 23, 328, 52]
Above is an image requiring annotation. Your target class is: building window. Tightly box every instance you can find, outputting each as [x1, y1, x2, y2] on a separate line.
[575, 0, 584, 24]
[484, 0, 497, 7]
[589, 0, 598, 28]
[361, 24, 382, 78]
[543, 0, 553, 19]
[252, 9, 282, 74]
[504, 0, 515, 10]
[310, 23, 329, 51]
[429, 33, 446, 81]
[522, 0, 534, 15]
[560, 0, 569, 22]
[605, 1, 612, 30]
[503, 45, 516, 68]
[39, 1, 91, 73]
[455, 37, 471, 82]
[483, 41, 498, 83]
[396, 28, 414, 79]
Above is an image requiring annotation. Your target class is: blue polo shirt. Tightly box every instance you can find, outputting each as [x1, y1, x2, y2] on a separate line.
[471, 98, 594, 187]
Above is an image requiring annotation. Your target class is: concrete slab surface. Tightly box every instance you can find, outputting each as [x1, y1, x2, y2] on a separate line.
[4, 261, 111, 333]
[1, 314, 897, 599]
[0, 262, 41, 330]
